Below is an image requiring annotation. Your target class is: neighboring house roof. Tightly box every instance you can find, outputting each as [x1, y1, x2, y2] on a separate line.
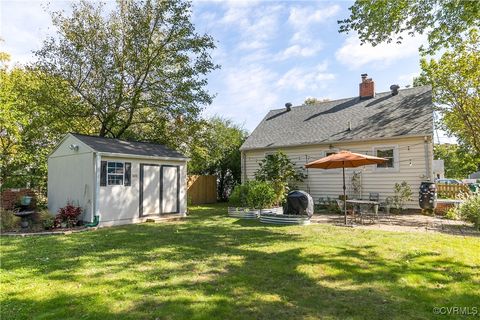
[469, 171, 480, 179]
[71, 133, 187, 159]
[240, 85, 433, 151]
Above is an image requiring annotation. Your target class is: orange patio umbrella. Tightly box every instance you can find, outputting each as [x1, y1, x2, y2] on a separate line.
[305, 151, 387, 225]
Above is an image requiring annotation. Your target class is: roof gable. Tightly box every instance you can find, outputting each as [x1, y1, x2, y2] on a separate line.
[241, 86, 433, 151]
[70, 133, 186, 159]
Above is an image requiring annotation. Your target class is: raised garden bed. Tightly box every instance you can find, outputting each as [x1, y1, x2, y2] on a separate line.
[227, 207, 260, 219]
[259, 213, 311, 225]
[260, 206, 284, 215]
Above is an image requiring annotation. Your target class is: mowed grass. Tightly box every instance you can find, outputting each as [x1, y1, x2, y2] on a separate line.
[1, 204, 479, 320]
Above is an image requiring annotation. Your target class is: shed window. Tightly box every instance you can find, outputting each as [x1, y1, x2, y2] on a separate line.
[375, 148, 395, 168]
[107, 162, 124, 185]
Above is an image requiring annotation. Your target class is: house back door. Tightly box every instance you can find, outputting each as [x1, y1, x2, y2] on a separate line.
[161, 165, 179, 214]
[141, 165, 160, 216]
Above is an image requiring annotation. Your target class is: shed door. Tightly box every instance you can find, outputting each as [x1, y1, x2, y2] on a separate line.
[161, 166, 179, 213]
[141, 165, 160, 215]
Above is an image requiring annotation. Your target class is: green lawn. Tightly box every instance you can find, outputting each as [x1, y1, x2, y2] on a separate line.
[1, 204, 479, 320]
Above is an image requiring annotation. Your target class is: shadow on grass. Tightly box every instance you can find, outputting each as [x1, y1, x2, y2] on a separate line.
[1, 205, 479, 319]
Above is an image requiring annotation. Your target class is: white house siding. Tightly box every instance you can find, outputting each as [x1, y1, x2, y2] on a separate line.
[242, 136, 433, 209]
[98, 156, 187, 226]
[48, 137, 95, 221]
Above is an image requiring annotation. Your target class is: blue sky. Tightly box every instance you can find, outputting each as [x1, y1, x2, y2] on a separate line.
[0, 0, 453, 142]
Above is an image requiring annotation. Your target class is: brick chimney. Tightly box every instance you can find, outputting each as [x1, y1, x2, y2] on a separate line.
[359, 73, 375, 99]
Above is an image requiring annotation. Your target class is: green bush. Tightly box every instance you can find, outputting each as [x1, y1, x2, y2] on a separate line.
[393, 181, 413, 212]
[246, 181, 277, 209]
[444, 207, 459, 220]
[229, 181, 277, 209]
[229, 184, 249, 207]
[1, 209, 21, 231]
[458, 195, 480, 230]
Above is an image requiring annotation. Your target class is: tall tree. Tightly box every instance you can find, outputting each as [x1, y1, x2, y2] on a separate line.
[0, 58, 88, 189]
[338, 0, 480, 54]
[35, 0, 218, 139]
[434, 144, 480, 179]
[189, 117, 247, 201]
[416, 29, 480, 153]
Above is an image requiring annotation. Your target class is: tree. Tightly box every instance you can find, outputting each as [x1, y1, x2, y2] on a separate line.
[188, 117, 248, 201]
[338, 0, 480, 54]
[0, 58, 88, 189]
[303, 97, 330, 106]
[35, 0, 218, 139]
[416, 29, 480, 153]
[434, 144, 480, 180]
[254, 151, 305, 205]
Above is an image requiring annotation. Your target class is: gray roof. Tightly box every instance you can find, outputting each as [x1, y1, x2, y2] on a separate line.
[72, 133, 186, 159]
[240, 86, 433, 151]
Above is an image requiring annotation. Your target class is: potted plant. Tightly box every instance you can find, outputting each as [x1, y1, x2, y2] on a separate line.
[228, 183, 258, 219]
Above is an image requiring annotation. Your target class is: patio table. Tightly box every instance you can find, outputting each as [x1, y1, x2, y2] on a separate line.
[346, 200, 379, 224]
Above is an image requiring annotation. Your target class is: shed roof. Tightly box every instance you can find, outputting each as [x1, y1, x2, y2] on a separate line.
[240, 85, 433, 151]
[71, 133, 187, 159]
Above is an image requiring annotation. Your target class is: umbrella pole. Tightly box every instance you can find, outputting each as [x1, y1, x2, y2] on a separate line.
[343, 166, 347, 225]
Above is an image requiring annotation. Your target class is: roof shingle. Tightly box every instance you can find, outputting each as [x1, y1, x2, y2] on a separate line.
[72, 133, 186, 159]
[240, 86, 433, 151]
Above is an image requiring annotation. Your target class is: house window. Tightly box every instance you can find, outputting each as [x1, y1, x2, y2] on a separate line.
[107, 162, 124, 185]
[374, 147, 397, 169]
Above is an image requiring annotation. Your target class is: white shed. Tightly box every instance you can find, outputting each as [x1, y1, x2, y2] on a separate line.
[48, 133, 188, 226]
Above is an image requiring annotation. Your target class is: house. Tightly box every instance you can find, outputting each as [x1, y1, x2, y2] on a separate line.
[433, 159, 445, 179]
[240, 75, 434, 208]
[48, 133, 188, 226]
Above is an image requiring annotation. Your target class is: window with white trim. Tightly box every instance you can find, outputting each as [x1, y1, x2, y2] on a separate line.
[107, 162, 124, 185]
[374, 147, 397, 169]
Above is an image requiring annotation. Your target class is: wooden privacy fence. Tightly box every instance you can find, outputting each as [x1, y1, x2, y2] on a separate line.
[436, 184, 471, 199]
[187, 175, 217, 205]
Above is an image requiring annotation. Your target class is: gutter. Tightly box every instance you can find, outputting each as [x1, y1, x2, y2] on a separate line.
[240, 134, 434, 152]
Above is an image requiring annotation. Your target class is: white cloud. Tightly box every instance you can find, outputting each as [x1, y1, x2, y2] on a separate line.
[276, 61, 335, 91]
[275, 43, 323, 61]
[288, 5, 340, 31]
[335, 33, 427, 69]
[272, 4, 339, 60]
[397, 72, 419, 86]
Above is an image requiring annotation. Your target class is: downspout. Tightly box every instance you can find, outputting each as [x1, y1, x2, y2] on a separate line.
[241, 151, 247, 183]
[86, 152, 101, 227]
[424, 136, 431, 181]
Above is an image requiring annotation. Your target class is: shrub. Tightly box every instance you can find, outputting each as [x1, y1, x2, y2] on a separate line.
[55, 203, 82, 228]
[458, 195, 480, 230]
[392, 181, 412, 212]
[229, 184, 249, 207]
[254, 151, 305, 205]
[229, 181, 277, 209]
[0, 209, 21, 231]
[444, 207, 459, 220]
[246, 181, 277, 209]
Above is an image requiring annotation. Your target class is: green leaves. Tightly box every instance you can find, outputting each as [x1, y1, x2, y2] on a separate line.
[434, 144, 480, 180]
[338, 0, 480, 55]
[254, 151, 305, 205]
[35, 0, 218, 138]
[418, 29, 480, 153]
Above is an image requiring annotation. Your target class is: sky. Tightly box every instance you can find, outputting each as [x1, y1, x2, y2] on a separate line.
[0, 0, 454, 143]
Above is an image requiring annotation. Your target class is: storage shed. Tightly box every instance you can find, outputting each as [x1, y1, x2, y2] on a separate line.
[48, 133, 188, 226]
